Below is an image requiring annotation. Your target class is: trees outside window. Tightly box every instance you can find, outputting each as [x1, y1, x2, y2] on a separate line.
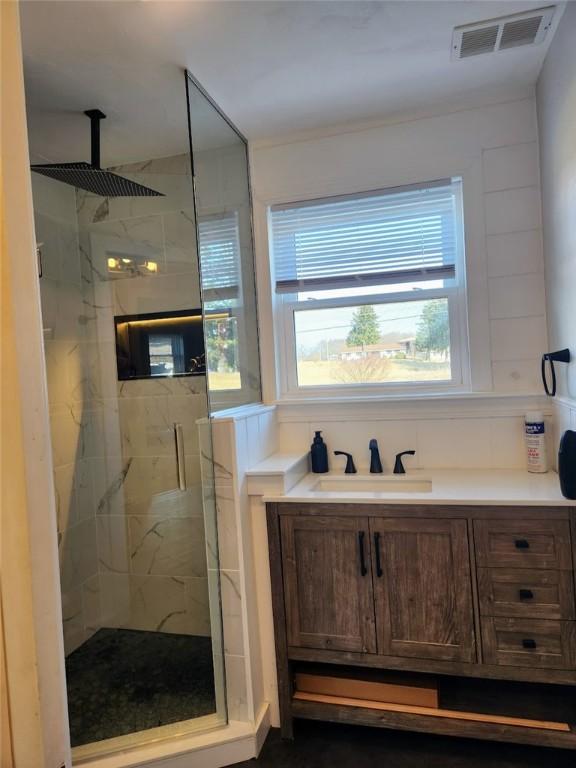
[346, 305, 380, 348]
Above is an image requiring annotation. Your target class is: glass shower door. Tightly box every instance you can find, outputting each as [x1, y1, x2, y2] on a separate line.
[32, 138, 226, 753]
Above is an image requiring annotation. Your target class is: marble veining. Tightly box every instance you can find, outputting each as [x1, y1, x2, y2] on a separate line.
[96, 459, 132, 514]
[36, 157, 227, 712]
[129, 516, 208, 578]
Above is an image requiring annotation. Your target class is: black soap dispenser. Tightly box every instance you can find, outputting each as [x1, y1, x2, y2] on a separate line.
[559, 430, 576, 499]
[311, 431, 329, 473]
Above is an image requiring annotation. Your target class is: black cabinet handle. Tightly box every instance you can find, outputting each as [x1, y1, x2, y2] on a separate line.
[373, 532, 383, 578]
[522, 638, 537, 649]
[518, 589, 534, 600]
[358, 531, 368, 577]
[515, 539, 530, 549]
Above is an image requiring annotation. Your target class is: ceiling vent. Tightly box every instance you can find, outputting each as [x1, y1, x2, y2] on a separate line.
[452, 6, 556, 60]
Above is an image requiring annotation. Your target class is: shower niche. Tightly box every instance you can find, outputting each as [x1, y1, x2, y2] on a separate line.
[114, 310, 206, 380]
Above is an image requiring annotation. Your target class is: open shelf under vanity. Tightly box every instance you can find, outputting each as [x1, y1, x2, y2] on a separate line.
[289, 662, 576, 748]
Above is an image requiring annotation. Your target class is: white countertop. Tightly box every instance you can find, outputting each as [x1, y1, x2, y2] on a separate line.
[246, 453, 308, 476]
[263, 468, 573, 506]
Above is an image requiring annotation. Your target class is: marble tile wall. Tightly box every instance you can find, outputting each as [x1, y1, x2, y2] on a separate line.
[33, 174, 104, 656]
[96, 378, 212, 636]
[207, 406, 278, 722]
[36, 148, 259, 741]
[76, 153, 213, 637]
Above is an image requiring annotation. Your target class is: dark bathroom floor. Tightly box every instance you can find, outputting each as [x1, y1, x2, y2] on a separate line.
[65, 628, 216, 746]
[234, 720, 576, 768]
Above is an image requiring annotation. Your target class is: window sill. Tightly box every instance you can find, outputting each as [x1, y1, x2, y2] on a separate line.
[277, 389, 545, 405]
[274, 391, 549, 419]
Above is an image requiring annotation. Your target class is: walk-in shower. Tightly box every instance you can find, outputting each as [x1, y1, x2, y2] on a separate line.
[29, 72, 261, 755]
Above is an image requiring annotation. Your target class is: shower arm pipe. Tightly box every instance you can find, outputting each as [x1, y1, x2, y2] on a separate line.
[85, 109, 106, 169]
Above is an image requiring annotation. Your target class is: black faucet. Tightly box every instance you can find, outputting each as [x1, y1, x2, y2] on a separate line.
[394, 450, 416, 474]
[369, 439, 383, 473]
[334, 451, 357, 474]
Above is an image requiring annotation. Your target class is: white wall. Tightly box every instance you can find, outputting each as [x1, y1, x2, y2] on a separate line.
[275, 396, 553, 474]
[249, 95, 550, 468]
[537, 1, 576, 441]
[1, 1, 70, 764]
[251, 95, 546, 404]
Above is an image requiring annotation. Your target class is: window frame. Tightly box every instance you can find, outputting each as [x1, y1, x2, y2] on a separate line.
[270, 178, 470, 399]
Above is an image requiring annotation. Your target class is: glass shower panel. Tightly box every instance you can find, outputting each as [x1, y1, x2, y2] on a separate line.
[32, 146, 226, 750]
[186, 74, 262, 412]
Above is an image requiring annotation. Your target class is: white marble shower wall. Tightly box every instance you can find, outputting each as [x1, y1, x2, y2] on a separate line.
[205, 405, 278, 722]
[97, 376, 212, 636]
[32, 174, 103, 656]
[75, 153, 213, 637]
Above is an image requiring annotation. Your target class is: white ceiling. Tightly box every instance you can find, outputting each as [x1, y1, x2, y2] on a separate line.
[21, 0, 563, 165]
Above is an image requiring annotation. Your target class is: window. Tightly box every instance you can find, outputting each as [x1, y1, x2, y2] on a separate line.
[270, 178, 467, 395]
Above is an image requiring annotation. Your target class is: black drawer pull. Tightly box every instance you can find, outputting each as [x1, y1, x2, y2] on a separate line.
[373, 532, 383, 578]
[518, 589, 534, 600]
[515, 539, 530, 549]
[358, 531, 368, 577]
[522, 638, 537, 649]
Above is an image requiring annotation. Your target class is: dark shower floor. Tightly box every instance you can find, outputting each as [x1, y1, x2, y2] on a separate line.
[65, 628, 216, 747]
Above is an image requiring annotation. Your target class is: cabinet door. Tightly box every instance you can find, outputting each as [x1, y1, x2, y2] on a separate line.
[280, 515, 377, 653]
[371, 518, 476, 662]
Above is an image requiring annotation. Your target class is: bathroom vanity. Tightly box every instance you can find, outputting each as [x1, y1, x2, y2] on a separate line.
[265, 471, 576, 748]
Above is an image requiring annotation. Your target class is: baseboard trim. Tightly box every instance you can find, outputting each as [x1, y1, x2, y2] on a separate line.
[77, 704, 271, 768]
[254, 702, 271, 756]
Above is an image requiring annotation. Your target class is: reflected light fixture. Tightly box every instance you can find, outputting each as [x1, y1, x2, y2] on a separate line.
[106, 254, 159, 275]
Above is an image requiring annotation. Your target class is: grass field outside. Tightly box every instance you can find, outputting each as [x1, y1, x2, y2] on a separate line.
[208, 370, 242, 390]
[296, 358, 451, 387]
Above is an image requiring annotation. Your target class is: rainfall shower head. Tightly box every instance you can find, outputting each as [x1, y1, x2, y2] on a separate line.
[31, 110, 163, 197]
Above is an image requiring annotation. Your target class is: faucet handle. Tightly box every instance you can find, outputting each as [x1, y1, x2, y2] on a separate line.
[394, 450, 416, 474]
[334, 451, 357, 474]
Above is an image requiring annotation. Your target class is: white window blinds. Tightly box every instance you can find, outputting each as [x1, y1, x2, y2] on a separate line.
[271, 178, 462, 294]
[198, 212, 240, 300]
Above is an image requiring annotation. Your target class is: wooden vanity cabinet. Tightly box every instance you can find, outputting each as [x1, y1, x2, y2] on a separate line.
[279, 514, 475, 662]
[280, 515, 376, 653]
[370, 518, 475, 662]
[267, 502, 576, 748]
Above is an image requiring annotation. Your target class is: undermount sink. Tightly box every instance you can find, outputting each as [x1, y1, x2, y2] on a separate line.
[312, 475, 433, 494]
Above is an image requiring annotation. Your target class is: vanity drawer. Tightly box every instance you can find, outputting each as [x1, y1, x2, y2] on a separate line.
[474, 520, 573, 570]
[481, 617, 576, 669]
[477, 568, 575, 619]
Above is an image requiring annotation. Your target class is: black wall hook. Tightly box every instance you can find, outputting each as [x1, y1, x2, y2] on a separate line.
[541, 348, 571, 396]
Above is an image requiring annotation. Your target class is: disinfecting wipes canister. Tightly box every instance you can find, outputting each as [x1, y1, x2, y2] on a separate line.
[525, 411, 548, 473]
